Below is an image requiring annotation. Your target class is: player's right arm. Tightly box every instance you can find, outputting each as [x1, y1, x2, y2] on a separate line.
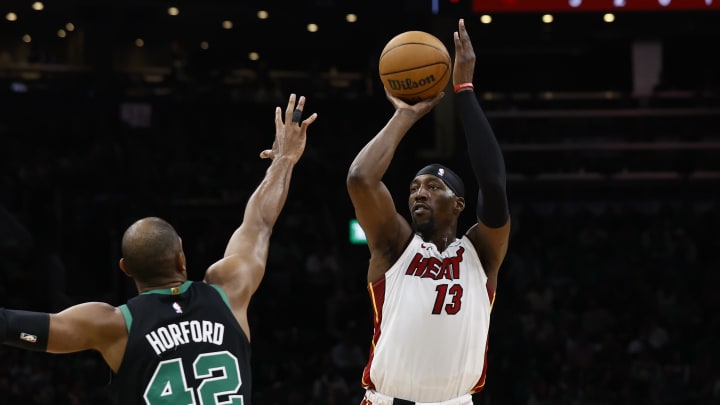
[347, 89, 444, 282]
[1, 303, 128, 372]
[204, 93, 316, 340]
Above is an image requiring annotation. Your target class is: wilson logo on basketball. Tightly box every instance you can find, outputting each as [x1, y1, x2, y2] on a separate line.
[387, 74, 438, 91]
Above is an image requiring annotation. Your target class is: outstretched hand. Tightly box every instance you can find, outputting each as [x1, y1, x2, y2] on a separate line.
[453, 18, 476, 87]
[260, 93, 318, 163]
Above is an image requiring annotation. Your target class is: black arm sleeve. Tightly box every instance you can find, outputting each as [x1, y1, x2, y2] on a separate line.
[456, 90, 509, 228]
[0, 308, 50, 351]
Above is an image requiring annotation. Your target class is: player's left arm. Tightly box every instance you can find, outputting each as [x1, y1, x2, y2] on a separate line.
[453, 19, 510, 290]
[458, 85, 510, 291]
[459, 87, 510, 290]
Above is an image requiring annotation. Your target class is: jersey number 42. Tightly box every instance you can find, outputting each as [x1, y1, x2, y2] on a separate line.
[144, 350, 244, 405]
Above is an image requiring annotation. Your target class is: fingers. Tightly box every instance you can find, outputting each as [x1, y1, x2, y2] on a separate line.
[456, 18, 470, 48]
[274, 93, 309, 130]
[285, 93, 307, 124]
[285, 93, 297, 123]
[415, 92, 445, 113]
[383, 87, 407, 109]
[299, 112, 318, 129]
[275, 106, 283, 127]
[383, 87, 393, 100]
[260, 93, 313, 162]
[429, 91, 445, 105]
[276, 93, 316, 129]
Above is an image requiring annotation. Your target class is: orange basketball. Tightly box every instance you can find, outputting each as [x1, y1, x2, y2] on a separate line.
[378, 30, 451, 103]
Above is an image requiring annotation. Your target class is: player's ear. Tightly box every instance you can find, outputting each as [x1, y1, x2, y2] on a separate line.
[175, 237, 187, 274]
[118, 258, 131, 277]
[176, 251, 187, 274]
[454, 196, 465, 214]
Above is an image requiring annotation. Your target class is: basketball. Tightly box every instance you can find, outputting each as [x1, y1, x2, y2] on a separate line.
[378, 30, 451, 103]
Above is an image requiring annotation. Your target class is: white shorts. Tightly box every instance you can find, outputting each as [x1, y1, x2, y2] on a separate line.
[363, 389, 473, 405]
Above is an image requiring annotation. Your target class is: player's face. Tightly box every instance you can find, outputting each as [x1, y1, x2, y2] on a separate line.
[408, 175, 457, 232]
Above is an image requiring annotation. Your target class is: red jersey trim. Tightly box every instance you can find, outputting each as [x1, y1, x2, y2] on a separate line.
[361, 276, 387, 390]
[470, 283, 496, 393]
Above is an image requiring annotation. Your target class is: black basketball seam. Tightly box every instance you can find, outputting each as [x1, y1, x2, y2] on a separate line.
[379, 42, 450, 60]
[379, 62, 449, 76]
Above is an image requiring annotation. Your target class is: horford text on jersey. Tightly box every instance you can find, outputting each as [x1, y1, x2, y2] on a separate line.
[145, 320, 225, 355]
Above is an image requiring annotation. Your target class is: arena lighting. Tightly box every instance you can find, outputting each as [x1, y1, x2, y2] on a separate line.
[472, 0, 720, 12]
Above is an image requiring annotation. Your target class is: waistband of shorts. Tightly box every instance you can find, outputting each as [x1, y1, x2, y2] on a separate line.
[364, 389, 473, 405]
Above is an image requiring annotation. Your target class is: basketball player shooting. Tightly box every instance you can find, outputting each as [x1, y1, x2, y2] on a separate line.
[346, 19, 511, 405]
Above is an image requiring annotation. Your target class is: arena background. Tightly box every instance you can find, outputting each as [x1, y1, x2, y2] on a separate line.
[1, 1, 719, 403]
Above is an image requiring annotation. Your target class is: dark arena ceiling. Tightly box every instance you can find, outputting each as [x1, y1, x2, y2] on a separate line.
[1, 0, 719, 82]
[1, 0, 719, 197]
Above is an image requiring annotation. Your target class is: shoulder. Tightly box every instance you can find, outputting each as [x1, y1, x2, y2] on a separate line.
[465, 220, 511, 286]
[465, 221, 511, 255]
[368, 232, 417, 282]
[177, 281, 230, 305]
[203, 282, 233, 307]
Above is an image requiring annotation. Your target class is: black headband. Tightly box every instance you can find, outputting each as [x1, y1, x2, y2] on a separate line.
[414, 164, 465, 198]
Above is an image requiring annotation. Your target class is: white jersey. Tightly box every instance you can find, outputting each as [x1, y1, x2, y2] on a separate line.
[361, 234, 495, 402]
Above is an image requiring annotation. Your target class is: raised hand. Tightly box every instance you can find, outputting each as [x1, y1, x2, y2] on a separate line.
[260, 93, 318, 163]
[453, 18, 476, 87]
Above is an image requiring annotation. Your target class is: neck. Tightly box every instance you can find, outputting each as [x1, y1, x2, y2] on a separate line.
[418, 232, 456, 252]
[138, 279, 186, 294]
[436, 235, 455, 252]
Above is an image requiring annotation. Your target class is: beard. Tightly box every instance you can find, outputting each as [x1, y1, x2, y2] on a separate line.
[412, 217, 435, 236]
